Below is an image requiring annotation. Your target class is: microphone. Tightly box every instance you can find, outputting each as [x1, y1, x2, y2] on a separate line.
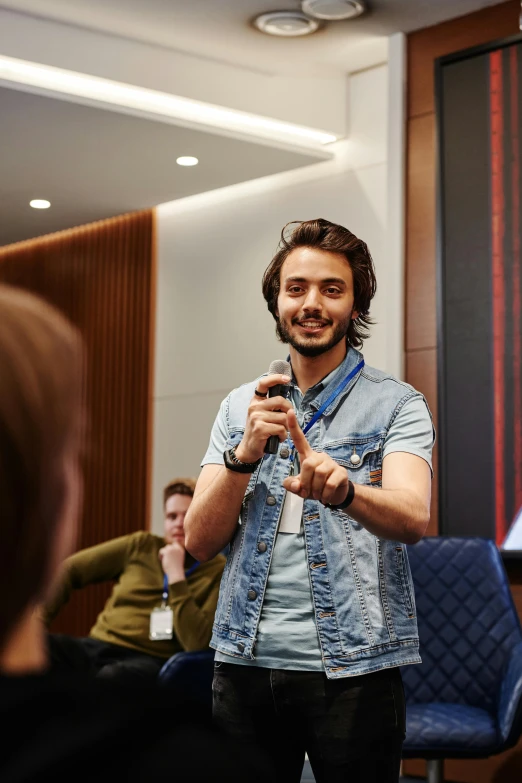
[264, 359, 291, 455]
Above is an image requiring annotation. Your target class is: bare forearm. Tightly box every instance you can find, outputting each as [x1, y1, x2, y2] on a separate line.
[185, 467, 250, 561]
[347, 484, 430, 544]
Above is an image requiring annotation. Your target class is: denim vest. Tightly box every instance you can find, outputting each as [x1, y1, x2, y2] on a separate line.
[210, 348, 431, 679]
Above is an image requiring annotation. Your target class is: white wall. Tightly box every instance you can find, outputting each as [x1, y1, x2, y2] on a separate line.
[151, 56, 405, 533]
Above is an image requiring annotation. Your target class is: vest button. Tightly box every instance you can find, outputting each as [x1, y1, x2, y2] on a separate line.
[237, 642, 245, 652]
[247, 589, 257, 601]
[257, 541, 267, 553]
[266, 495, 277, 505]
[280, 446, 290, 459]
[350, 453, 361, 465]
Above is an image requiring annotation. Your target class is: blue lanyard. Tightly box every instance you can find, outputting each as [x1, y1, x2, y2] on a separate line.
[289, 359, 364, 462]
[162, 561, 200, 601]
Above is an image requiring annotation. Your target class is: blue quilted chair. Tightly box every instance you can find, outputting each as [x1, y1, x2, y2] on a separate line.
[402, 537, 522, 783]
[158, 649, 215, 713]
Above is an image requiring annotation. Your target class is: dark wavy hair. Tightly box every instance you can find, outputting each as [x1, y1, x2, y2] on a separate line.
[262, 219, 377, 349]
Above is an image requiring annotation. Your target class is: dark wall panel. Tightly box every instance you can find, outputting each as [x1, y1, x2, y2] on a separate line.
[439, 53, 494, 537]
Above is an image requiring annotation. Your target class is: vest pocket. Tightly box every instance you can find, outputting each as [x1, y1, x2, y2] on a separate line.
[395, 546, 415, 618]
[322, 437, 383, 486]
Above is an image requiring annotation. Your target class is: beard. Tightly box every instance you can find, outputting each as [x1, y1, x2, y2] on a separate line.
[277, 311, 352, 358]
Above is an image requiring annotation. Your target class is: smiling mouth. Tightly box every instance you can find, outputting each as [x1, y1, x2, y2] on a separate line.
[296, 320, 330, 333]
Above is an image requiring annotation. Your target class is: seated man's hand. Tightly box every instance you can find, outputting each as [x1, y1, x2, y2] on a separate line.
[159, 541, 186, 584]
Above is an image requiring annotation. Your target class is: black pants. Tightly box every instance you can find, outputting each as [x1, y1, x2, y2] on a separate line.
[212, 663, 405, 783]
[47, 634, 165, 683]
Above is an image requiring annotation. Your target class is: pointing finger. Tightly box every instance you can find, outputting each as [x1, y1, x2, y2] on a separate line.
[287, 408, 312, 458]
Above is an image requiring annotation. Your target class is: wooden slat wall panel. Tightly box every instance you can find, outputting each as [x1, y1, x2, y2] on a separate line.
[406, 114, 437, 352]
[404, 2, 522, 780]
[0, 210, 155, 636]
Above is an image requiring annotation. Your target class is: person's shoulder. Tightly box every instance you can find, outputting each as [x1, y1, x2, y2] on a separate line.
[227, 374, 265, 400]
[221, 374, 268, 422]
[361, 363, 421, 398]
[127, 531, 161, 553]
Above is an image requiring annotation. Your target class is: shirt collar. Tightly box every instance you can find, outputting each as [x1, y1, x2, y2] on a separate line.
[289, 344, 363, 408]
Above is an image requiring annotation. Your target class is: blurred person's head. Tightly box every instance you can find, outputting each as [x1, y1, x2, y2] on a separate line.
[163, 478, 196, 546]
[0, 286, 83, 668]
[262, 218, 377, 356]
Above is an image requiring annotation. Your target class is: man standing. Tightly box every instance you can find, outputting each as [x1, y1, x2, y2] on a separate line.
[185, 219, 434, 783]
[46, 478, 224, 681]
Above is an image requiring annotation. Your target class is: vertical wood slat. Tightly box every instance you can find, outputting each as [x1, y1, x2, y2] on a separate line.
[0, 210, 155, 636]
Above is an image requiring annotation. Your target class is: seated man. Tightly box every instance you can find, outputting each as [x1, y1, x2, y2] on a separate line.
[45, 477, 224, 681]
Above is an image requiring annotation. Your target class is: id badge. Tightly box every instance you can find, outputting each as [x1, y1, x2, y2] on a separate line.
[278, 491, 304, 533]
[278, 458, 304, 534]
[149, 607, 173, 640]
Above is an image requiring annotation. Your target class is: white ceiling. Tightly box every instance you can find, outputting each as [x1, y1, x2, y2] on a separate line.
[0, 0, 508, 77]
[0, 0, 509, 246]
[0, 85, 322, 246]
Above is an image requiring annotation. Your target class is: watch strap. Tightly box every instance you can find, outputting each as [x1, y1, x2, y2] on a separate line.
[223, 445, 261, 474]
[325, 480, 355, 510]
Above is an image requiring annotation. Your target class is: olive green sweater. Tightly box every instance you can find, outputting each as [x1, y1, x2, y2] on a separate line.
[44, 532, 225, 660]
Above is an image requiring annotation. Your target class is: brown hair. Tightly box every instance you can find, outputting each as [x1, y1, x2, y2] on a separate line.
[163, 477, 196, 508]
[262, 218, 377, 349]
[0, 286, 83, 651]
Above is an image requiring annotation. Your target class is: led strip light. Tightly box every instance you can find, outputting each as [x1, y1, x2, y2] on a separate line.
[0, 54, 338, 149]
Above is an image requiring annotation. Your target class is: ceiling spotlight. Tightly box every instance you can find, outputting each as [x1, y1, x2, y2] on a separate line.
[253, 10, 321, 37]
[176, 156, 199, 166]
[29, 199, 51, 209]
[301, 0, 366, 21]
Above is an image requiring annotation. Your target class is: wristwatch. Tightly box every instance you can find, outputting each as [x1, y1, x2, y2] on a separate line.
[223, 445, 262, 474]
[325, 480, 355, 510]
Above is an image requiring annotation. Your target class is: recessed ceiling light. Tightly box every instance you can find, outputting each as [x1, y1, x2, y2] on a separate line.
[253, 11, 321, 37]
[176, 156, 199, 167]
[0, 55, 338, 149]
[29, 199, 51, 209]
[301, 0, 366, 21]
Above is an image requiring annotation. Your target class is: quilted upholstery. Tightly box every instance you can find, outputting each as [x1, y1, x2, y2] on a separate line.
[402, 537, 522, 758]
[405, 703, 496, 754]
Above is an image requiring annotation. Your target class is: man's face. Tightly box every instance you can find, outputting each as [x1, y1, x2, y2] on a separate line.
[163, 493, 192, 546]
[276, 247, 357, 358]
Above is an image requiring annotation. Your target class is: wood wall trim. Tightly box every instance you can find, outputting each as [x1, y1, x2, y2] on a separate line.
[406, 113, 437, 352]
[408, 0, 520, 119]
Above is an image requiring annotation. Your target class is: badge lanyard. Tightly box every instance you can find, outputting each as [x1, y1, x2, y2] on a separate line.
[161, 561, 200, 607]
[289, 359, 364, 463]
[151, 561, 200, 640]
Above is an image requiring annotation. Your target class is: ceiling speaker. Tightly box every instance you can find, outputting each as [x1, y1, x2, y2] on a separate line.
[301, 0, 366, 21]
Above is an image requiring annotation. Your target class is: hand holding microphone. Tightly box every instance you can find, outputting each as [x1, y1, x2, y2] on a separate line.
[235, 360, 292, 464]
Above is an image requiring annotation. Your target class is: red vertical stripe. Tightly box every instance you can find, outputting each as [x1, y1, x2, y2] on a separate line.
[510, 47, 522, 514]
[490, 51, 506, 545]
